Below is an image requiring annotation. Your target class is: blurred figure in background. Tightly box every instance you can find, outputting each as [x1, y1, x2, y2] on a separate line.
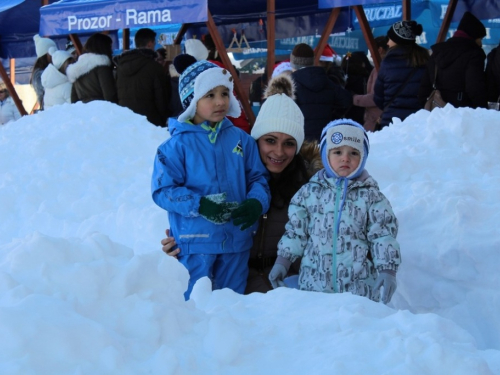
[374, 21, 429, 129]
[0, 81, 21, 125]
[341, 51, 372, 124]
[67, 33, 118, 105]
[31, 34, 57, 111]
[418, 11, 487, 109]
[352, 36, 389, 132]
[41, 48, 74, 109]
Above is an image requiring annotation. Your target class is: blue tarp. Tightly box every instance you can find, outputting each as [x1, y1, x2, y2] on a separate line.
[40, 0, 207, 36]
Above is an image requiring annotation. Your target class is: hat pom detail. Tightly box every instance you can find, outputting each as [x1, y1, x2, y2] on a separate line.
[264, 74, 295, 101]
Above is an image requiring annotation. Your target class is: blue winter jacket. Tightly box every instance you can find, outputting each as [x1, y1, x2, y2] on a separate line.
[374, 47, 426, 128]
[152, 117, 271, 255]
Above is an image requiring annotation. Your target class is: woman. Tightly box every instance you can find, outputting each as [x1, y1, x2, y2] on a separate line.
[0, 83, 21, 125]
[66, 33, 117, 104]
[352, 36, 388, 132]
[341, 51, 372, 125]
[30, 34, 57, 111]
[374, 20, 429, 129]
[41, 48, 75, 109]
[161, 74, 322, 293]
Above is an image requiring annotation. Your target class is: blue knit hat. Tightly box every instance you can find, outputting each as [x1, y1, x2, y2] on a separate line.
[177, 60, 241, 123]
[320, 119, 369, 179]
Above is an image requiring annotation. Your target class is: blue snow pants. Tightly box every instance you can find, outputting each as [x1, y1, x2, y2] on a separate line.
[178, 251, 250, 300]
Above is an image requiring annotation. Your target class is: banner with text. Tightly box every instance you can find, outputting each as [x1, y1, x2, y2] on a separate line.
[40, 0, 207, 36]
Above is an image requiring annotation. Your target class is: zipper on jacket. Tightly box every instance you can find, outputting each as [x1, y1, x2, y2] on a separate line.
[257, 214, 267, 271]
[331, 183, 342, 293]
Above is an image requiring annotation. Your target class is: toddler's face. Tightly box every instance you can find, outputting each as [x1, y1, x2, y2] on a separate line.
[193, 85, 230, 125]
[328, 146, 361, 177]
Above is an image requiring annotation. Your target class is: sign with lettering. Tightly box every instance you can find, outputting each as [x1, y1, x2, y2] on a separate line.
[319, 0, 396, 7]
[40, 0, 207, 36]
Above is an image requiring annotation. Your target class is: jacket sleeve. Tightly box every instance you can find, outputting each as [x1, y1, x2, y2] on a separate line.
[151, 141, 202, 217]
[418, 59, 434, 107]
[465, 52, 488, 108]
[243, 135, 271, 214]
[153, 66, 169, 125]
[277, 185, 310, 263]
[98, 67, 118, 104]
[373, 67, 386, 110]
[366, 188, 401, 273]
[353, 69, 377, 108]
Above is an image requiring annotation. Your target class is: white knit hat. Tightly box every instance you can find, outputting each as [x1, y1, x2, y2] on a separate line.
[33, 34, 57, 58]
[251, 95, 304, 154]
[185, 39, 209, 61]
[50, 48, 72, 70]
[178, 60, 240, 123]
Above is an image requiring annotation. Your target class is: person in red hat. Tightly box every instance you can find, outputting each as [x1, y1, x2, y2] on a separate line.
[315, 44, 346, 87]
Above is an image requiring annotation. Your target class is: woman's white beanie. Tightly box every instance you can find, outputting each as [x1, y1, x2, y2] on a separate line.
[48, 47, 72, 70]
[33, 34, 57, 58]
[251, 74, 304, 154]
[185, 39, 209, 61]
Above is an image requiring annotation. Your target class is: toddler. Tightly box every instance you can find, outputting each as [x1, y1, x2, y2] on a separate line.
[269, 119, 401, 303]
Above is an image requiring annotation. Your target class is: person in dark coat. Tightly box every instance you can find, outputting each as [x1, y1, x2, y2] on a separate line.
[341, 51, 372, 124]
[418, 11, 487, 109]
[291, 43, 352, 141]
[114, 28, 170, 127]
[374, 21, 429, 129]
[67, 33, 117, 104]
[485, 41, 500, 104]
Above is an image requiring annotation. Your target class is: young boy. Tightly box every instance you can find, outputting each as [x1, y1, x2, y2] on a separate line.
[268, 119, 401, 304]
[152, 59, 271, 300]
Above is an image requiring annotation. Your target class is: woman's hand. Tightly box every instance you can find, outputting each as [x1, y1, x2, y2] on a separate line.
[161, 229, 180, 258]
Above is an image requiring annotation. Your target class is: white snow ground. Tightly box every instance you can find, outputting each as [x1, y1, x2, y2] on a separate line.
[0, 101, 499, 374]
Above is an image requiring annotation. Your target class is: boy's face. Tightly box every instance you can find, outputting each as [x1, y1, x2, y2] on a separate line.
[328, 145, 361, 177]
[193, 85, 230, 125]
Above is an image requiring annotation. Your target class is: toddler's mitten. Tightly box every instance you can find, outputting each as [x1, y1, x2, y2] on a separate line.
[373, 270, 397, 304]
[268, 256, 292, 289]
[199, 193, 237, 224]
[231, 198, 262, 230]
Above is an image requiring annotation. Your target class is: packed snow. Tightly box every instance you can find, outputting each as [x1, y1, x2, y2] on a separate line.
[0, 101, 499, 374]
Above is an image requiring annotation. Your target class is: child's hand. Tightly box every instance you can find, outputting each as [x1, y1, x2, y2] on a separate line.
[199, 193, 236, 224]
[269, 264, 287, 289]
[231, 198, 262, 230]
[161, 229, 180, 258]
[373, 270, 397, 304]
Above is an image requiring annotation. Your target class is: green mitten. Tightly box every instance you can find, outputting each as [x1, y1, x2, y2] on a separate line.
[231, 198, 263, 230]
[199, 193, 236, 225]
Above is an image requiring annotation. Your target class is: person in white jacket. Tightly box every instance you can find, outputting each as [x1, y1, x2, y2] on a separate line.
[0, 83, 21, 125]
[41, 48, 74, 109]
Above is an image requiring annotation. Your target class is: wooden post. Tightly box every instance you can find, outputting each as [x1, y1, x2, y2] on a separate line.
[69, 34, 83, 55]
[436, 0, 458, 43]
[206, 11, 255, 126]
[9, 58, 15, 83]
[314, 8, 341, 66]
[353, 5, 380, 71]
[123, 29, 130, 50]
[174, 24, 191, 45]
[0, 60, 28, 116]
[266, 0, 276, 80]
[402, 0, 411, 20]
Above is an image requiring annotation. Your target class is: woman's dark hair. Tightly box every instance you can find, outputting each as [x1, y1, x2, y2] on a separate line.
[341, 51, 372, 76]
[30, 54, 50, 85]
[269, 153, 309, 208]
[83, 33, 113, 61]
[389, 43, 429, 68]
